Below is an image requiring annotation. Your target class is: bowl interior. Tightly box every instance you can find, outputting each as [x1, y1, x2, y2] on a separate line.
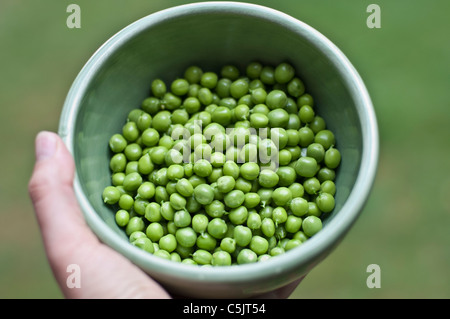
[60, 2, 377, 298]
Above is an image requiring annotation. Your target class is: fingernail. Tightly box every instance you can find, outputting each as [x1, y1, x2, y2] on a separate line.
[35, 131, 57, 161]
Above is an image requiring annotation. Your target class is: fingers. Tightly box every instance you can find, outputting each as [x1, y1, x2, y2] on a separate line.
[28, 132, 100, 288]
[29, 131, 171, 298]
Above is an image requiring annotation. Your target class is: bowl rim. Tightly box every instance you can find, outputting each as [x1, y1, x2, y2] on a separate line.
[59, 1, 379, 285]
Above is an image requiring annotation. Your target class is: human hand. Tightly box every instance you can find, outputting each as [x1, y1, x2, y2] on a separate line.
[29, 131, 302, 299]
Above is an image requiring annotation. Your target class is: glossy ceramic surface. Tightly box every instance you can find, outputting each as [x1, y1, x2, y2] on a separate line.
[59, 2, 378, 298]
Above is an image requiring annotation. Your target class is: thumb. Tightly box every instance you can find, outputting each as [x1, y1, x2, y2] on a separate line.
[28, 131, 171, 299]
[28, 131, 99, 268]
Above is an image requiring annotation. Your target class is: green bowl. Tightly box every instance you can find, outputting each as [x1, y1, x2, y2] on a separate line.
[59, 2, 378, 298]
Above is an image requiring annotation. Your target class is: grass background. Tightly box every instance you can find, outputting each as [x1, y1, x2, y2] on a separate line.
[1, 0, 449, 298]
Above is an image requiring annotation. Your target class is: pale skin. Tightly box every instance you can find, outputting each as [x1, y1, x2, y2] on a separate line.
[28, 131, 301, 299]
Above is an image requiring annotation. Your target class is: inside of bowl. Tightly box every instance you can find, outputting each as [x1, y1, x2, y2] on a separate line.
[71, 6, 363, 245]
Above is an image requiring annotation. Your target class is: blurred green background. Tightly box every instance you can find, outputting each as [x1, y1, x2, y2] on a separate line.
[1, 0, 449, 299]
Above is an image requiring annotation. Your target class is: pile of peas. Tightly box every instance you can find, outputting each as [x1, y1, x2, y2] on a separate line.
[102, 62, 341, 266]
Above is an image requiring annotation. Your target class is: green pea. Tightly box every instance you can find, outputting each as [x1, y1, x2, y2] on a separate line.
[160, 201, 175, 221]
[314, 130, 336, 150]
[193, 159, 213, 178]
[141, 128, 160, 147]
[307, 201, 322, 217]
[237, 248, 257, 264]
[154, 249, 172, 260]
[228, 206, 248, 225]
[249, 113, 269, 129]
[258, 169, 279, 188]
[196, 232, 217, 251]
[192, 249, 212, 265]
[132, 237, 154, 253]
[285, 215, 303, 233]
[246, 62, 263, 79]
[109, 134, 127, 153]
[207, 218, 228, 239]
[290, 197, 309, 217]
[220, 237, 236, 253]
[293, 231, 309, 243]
[201, 72, 218, 89]
[272, 187, 292, 207]
[287, 114, 301, 130]
[171, 78, 190, 96]
[315, 192, 335, 213]
[125, 161, 139, 175]
[145, 202, 162, 222]
[129, 230, 147, 243]
[320, 180, 336, 196]
[154, 186, 169, 203]
[272, 207, 288, 225]
[295, 157, 318, 178]
[189, 175, 207, 188]
[317, 167, 336, 182]
[297, 93, 314, 107]
[304, 177, 321, 195]
[224, 190, 245, 208]
[266, 90, 287, 110]
[309, 116, 326, 134]
[150, 146, 168, 165]
[240, 162, 260, 180]
[212, 250, 232, 266]
[186, 195, 201, 213]
[274, 62, 295, 84]
[125, 217, 145, 236]
[119, 193, 134, 210]
[244, 192, 261, 209]
[122, 172, 143, 192]
[151, 78, 167, 97]
[268, 108, 289, 128]
[250, 236, 269, 255]
[110, 153, 127, 173]
[257, 188, 273, 207]
[276, 166, 296, 187]
[324, 147, 341, 169]
[137, 112, 152, 131]
[230, 78, 249, 99]
[115, 209, 130, 227]
[122, 121, 139, 142]
[102, 186, 121, 205]
[175, 227, 197, 248]
[307, 143, 325, 163]
[159, 234, 177, 253]
[141, 97, 161, 115]
[223, 161, 240, 179]
[234, 225, 252, 247]
[133, 198, 149, 216]
[298, 126, 315, 147]
[205, 200, 226, 218]
[302, 216, 323, 237]
[146, 222, 164, 242]
[285, 239, 302, 251]
[191, 214, 209, 234]
[287, 77, 305, 98]
[184, 65, 203, 84]
[169, 193, 186, 211]
[161, 92, 182, 111]
[174, 210, 191, 228]
[137, 181, 155, 200]
[194, 184, 215, 205]
[176, 178, 194, 197]
[111, 172, 125, 186]
[138, 153, 154, 175]
[246, 212, 262, 230]
[198, 87, 213, 105]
